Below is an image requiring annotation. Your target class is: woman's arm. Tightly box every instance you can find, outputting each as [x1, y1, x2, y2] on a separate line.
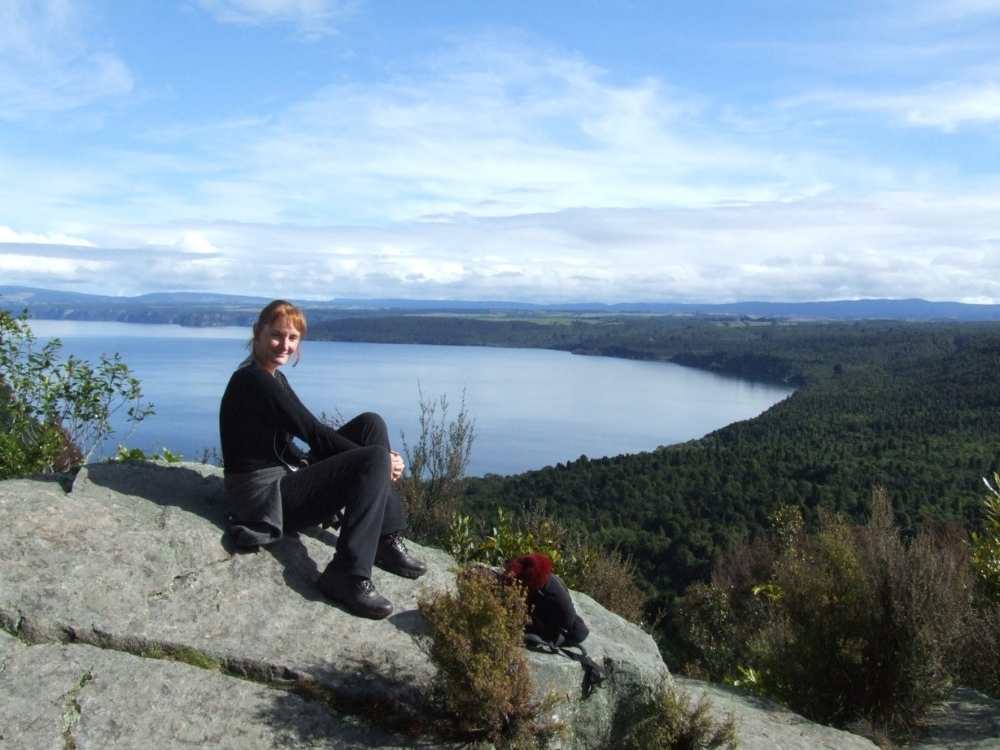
[253, 368, 361, 457]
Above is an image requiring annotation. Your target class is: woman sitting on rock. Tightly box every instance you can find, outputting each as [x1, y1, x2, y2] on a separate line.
[219, 299, 425, 620]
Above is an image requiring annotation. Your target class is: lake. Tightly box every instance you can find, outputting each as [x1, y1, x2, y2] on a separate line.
[29, 320, 794, 476]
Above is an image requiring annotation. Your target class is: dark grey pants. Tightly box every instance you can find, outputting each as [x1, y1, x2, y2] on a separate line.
[280, 412, 405, 578]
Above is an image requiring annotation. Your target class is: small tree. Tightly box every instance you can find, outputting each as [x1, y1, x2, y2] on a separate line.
[419, 566, 548, 749]
[621, 681, 739, 750]
[679, 490, 971, 738]
[973, 474, 1000, 602]
[0, 311, 153, 477]
[956, 475, 1000, 697]
[399, 386, 475, 543]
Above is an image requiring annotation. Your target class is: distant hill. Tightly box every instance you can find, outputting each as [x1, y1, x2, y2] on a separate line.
[4, 285, 1000, 322]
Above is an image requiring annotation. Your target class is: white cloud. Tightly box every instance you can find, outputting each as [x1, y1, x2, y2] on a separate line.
[787, 80, 1000, 131]
[0, 0, 133, 120]
[0, 225, 95, 246]
[9, 187, 1000, 303]
[197, 0, 354, 38]
[102, 35, 897, 231]
[0, 252, 107, 276]
[3, 29, 999, 304]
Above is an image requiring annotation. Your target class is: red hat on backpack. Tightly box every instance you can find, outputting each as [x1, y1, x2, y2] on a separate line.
[505, 553, 554, 591]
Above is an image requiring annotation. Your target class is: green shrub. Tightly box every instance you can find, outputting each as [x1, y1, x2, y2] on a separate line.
[448, 506, 565, 568]
[418, 566, 551, 749]
[674, 583, 743, 682]
[675, 531, 778, 682]
[972, 474, 1000, 602]
[0, 311, 153, 478]
[955, 476, 1000, 698]
[400, 388, 475, 544]
[679, 490, 971, 738]
[956, 602, 1000, 698]
[447, 506, 647, 624]
[621, 681, 738, 750]
[113, 445, 183, 463]
[568, 545, 647, 625]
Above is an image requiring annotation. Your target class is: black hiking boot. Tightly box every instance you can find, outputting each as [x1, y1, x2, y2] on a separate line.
[318, 567, 393, 620]
[375, 533, 428, 579]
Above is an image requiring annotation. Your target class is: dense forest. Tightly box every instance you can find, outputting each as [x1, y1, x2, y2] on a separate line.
[314, 314, 1000, 629]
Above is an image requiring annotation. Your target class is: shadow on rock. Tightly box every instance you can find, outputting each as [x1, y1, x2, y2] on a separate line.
[265, 532, 327, 602]
[255, 660, 448, 748]
[75, 461, 229, 530]
[387, 609, 428, 639]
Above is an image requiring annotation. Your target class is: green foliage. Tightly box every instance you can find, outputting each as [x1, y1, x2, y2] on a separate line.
[462, 319, 1000, 647]
[955, 476, 1000, 698]
[620, 681, 739, 750]
[446, 506, 647, 624]
[971, 474, 1000, 601]
[418, 566, 551, 749]
[113, 445, 183, 463]
[451, 507, 566, 568]
[682, 490, 971, 738]
[674, 584, 742, 682]
[956, 602, 1000, 698]
[399, 387, 475, 544]
[0, 311, 153, 478]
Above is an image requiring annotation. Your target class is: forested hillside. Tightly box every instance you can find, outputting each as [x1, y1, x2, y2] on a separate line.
[317, 315, 1000, 623]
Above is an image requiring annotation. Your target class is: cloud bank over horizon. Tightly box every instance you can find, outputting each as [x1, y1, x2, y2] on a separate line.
[3, 1, 1000, 303]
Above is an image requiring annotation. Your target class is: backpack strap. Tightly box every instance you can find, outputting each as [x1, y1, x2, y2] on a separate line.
[524, 634, 606, 698]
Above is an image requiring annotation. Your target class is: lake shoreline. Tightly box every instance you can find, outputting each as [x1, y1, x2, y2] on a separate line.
[27, 319, 794, 476]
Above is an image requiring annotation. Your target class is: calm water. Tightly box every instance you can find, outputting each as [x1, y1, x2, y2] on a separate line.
[30, 320, 793, 476]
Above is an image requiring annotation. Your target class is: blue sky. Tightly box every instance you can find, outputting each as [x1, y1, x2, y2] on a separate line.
[2, 0, 1000, 303]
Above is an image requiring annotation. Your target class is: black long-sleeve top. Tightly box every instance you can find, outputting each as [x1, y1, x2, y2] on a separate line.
[219, 360, 359, 473]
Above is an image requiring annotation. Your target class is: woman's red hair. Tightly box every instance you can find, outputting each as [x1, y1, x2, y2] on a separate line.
[505, 553, 554, 590]
[250, 299, 307, 366]
[253, 299, 307, 339]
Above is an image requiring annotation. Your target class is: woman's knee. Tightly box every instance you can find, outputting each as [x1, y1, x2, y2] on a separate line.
[357, 412, 389, 445]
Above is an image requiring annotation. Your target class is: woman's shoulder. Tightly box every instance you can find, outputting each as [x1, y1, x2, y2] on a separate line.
[226, 360, 276, 391]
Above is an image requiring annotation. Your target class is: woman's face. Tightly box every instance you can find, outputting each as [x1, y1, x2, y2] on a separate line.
[253, 316, 302, 373]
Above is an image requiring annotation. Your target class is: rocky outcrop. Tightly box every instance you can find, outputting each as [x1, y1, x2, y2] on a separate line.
[0, 461, 664, 749]
[0, 461, 904, 748]
[909, 688, 1000, 750]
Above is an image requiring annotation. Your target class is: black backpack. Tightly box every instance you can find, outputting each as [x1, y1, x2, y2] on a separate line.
[507, 559, 606, 698]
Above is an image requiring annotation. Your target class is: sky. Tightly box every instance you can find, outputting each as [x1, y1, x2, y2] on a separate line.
[2, 0, 1000, 303]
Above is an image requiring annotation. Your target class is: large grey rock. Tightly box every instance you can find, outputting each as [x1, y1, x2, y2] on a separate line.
[909, 688, 1000, 749]
[2, 462, 954, 749]
[0, 636, 431, 749]
[0, 462, 665, 748]
[673, 677, 879, 750]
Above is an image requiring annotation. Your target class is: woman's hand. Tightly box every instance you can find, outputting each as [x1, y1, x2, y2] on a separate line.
[390, 449, 405, 482]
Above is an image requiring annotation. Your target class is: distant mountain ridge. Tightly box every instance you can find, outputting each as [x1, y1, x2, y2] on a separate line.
[4, 285, 1000, 322]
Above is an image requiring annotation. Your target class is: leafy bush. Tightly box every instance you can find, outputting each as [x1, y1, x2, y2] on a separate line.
[679, 490, 971, 738]
[113, 445, 183, 463]
[418, 566, 552, 749]
[570, 545, 647, 625]
[447, 506, 647, 624]
[675, 530, 780, 682]
[448, 507, 564, 568]
[957, 602, 1000, 698]
[400, 387, 475, 544]
[972, 474, 1000, 602]
[620, 681, 738, 750]
[954, 476, 1000, 698]
[0, 312, 153, 478]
